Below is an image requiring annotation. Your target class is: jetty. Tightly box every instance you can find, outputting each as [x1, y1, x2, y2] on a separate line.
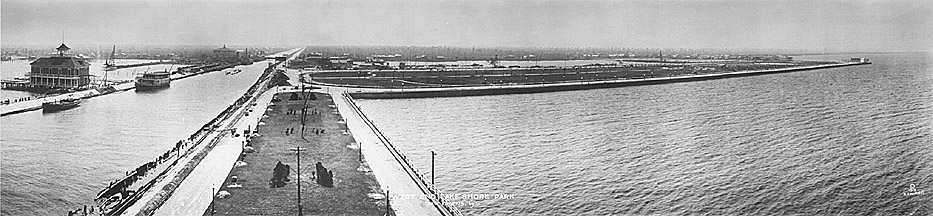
[107, 61, 171, 70]
[309, 60, 871, 99]
[113, 46, 462, 216]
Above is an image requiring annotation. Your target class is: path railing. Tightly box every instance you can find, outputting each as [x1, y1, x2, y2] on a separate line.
[341, 92, 463, 216]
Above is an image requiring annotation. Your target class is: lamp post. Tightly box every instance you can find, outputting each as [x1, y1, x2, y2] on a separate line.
[431, 151, 436, 185]
[210, 184, 215, 216]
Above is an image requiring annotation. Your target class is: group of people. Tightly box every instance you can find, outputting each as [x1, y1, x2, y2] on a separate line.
[283, 127, 327, 136]
[2, 95, 45, 105]
[313, 162, 335, 187]
[65, 205, 100, 216]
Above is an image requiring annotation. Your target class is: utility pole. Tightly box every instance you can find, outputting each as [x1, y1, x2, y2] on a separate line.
[297, 144, 303, 216]
[300, 84, 309, 138]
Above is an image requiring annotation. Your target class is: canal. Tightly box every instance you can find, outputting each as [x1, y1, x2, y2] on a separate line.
[0, 59, 272, 216]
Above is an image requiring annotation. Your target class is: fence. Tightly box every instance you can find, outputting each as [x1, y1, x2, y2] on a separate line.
[341, 92, 463, 216]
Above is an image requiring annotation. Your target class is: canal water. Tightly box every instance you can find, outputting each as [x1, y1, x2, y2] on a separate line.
[0, 60, 270, 216]
[356, 53, 932, 215]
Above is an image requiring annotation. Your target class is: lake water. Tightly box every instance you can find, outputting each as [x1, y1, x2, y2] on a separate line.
[356, 53, 933, 214]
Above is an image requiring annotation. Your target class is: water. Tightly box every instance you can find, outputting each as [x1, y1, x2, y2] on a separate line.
[0, 60, 269, 216]
[356, 53, 933, 214]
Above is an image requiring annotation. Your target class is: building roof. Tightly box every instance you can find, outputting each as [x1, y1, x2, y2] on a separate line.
[213, 45, 235, 52]
[56, 43, 71, 52]
[30, 56, 91, 67]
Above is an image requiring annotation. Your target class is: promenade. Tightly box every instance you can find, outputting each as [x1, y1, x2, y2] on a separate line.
[206, 90, 387, 215]
[150, 87, 278, 216]
[116, 47, 305, 215]
[329, 89, 461, 216]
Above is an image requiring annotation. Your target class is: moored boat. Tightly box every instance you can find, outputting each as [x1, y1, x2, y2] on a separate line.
[135, 71, 171, 90]
[42, 98, 81, 112]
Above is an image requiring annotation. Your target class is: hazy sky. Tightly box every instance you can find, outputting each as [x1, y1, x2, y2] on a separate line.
[2, 0, 931, 52]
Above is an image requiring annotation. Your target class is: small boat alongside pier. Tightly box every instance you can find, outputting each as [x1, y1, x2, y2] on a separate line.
[41, 98, 81, 112]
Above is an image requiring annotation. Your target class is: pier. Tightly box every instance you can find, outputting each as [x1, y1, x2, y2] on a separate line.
[113, 47, 304, 216]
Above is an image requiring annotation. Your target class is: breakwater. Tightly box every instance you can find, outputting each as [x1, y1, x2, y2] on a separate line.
[108, 61, 170, 70]
[323, 61, 870, 99]
[340, 92, 463, 216]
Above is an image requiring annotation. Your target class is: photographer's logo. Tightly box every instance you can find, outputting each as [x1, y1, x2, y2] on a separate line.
[903, 184, 925, 196]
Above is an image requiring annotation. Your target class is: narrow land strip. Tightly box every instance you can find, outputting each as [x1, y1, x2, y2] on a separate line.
[206, 91, 387, 215]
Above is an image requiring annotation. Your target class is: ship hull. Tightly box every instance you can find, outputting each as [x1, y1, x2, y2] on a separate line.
[42, 100, 80, 112]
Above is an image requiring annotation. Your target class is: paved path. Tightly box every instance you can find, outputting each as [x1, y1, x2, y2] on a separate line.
[121, 48, 304, 215]
[150, 48, 304, 215]
[152, 87, 278, 216]
[328, 90, 443, 216]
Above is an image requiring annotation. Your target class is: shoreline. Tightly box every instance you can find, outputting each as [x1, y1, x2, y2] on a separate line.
[313, 61, 870, 99]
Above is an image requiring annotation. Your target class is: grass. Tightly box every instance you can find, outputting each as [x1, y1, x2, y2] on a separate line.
[206, 92, 388, 215]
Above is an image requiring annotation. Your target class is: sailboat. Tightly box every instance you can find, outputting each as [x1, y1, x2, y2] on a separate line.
[104, 45, 117, 71]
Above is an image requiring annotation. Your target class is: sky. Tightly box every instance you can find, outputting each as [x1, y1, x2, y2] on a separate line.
[2, 0, 931, 52]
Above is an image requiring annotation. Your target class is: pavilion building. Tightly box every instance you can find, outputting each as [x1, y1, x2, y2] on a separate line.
[28, 43, 91, 89]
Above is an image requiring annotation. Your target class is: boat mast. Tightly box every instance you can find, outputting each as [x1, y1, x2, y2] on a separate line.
[107, 45, 116, 66]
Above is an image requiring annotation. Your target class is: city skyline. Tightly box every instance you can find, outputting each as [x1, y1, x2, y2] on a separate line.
[2, 0, 931, 53]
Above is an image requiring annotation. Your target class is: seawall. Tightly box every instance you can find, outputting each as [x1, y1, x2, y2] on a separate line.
[326, 61, 870, 99]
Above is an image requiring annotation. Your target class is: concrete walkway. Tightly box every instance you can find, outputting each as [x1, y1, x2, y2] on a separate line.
[328, 90, 444, 216]
[121, 47, 304, 215]
[151, 87, 279, 216]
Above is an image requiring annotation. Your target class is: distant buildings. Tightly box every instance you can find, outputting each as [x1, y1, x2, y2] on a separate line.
[28, 43, 91, 89]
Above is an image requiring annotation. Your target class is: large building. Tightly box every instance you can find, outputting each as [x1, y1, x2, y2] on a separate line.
[29, 43, 91, 89]
[213, 44, 238, 60]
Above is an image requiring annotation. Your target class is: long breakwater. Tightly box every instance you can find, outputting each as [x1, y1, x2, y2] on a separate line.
[321, 61, 870, 99]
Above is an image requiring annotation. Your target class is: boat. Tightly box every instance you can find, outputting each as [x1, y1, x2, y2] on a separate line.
[104, 45, 117, 71]
[226, 68, 242, 75]
[42, 98, 81, 112]
[135, 71, 171, 89]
